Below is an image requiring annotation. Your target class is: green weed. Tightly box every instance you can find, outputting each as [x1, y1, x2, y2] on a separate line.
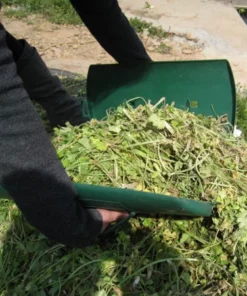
[2, 0, 81, 25]
[4, 7, 29, 19]
[156, 42, 171, 54]
[0, 201, 194, 295]
[236, 86, 247, 139]
[237, 8, 247, 15]
[129, 17, 169, 39]
[0, 75, 247, 296]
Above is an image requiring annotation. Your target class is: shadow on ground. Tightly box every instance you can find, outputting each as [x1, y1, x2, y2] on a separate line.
[0, 204, 206, 296]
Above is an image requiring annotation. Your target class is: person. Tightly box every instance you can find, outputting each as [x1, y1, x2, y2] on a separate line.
[0, 0, 151, 248]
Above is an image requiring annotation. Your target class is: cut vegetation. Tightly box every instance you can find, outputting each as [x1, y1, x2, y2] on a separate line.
[0, 1, 247, 294]
[0, 78, 247, 295]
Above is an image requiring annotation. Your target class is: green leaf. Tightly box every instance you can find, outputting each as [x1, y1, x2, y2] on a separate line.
[36, 291, 46, 296]
[67, 153, 77, 163]
[49, 284, 60, 296]
[175, 161, 183, 171]
[180, 233, 190, 244]
[97, 290, 108, 296]
[237, 211, 247, 229]
[25, 283, 38, 292]
[151, 171, 160, 179]
[0, 212, 6, 223]
[143, 218, 152, 227]
[132, 149, 147, 158]
[200, 165, 214, 177]
[90, 138, 108, 151]
[181, 271, 191, 284]
[190, 101, 198, 108]
[108, 125, 121, 134]
[148, 114, 166, 130]
[148, 113, 174, 133]
[212, 245, 223, 256]
[78, 137, 91, 149]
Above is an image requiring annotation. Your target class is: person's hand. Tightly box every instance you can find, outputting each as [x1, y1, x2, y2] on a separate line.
[97, 209, 129, 233]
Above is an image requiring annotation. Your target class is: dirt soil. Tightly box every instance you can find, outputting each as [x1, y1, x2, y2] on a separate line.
[2, 16, 204, 74]
[1, 0, 247, 85]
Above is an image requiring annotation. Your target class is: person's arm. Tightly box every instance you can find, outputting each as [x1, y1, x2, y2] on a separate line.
[0, 27, 117, 248]
[69, 0, 151, 63]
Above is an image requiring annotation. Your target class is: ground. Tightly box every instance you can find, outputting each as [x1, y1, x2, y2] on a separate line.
[0, 1, 247, 296]
[1, 0, 247, 85]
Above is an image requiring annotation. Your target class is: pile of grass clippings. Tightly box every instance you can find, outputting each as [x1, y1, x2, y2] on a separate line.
[52, 98, 247, 294]
[53, 98, 247, 201]
[1, 97, 247, 296]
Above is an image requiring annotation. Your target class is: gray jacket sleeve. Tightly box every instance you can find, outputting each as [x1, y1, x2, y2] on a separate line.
[0, 28, 102, 248]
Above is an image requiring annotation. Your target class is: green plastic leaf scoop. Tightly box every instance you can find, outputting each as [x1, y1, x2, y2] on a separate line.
[0, 183, 215, 217]
[0, 60, 236, 223]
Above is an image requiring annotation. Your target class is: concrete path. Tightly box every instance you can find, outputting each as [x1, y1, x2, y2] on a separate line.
[216, 0, 247, 7]
[232, 0, 247, 8]
[119, 0, 247, 85]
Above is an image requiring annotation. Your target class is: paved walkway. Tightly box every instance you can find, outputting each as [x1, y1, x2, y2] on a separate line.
[215, 0, 247, 7]
[232, 0, 247, 8]
[119, 0, 247, 85]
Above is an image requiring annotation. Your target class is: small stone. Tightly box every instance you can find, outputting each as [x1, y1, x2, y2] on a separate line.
[147, 46, 155, 52]
[51, 47, 62, 58]
[151, 39, 161, 46]
[182, 48, 194, 55]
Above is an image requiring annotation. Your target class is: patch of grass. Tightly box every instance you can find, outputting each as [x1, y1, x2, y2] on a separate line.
[4, 7, 29, 19]
[59, 73, 86, 98]
[237, 8, 247, 16]
[2, 0, 81, 25]
[1, 75, 247, 295]
[0, 199, 191, 296]
[156, 42, 171, 54]
[236, 86, 247, 139]
[129, 17, 169, 39]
